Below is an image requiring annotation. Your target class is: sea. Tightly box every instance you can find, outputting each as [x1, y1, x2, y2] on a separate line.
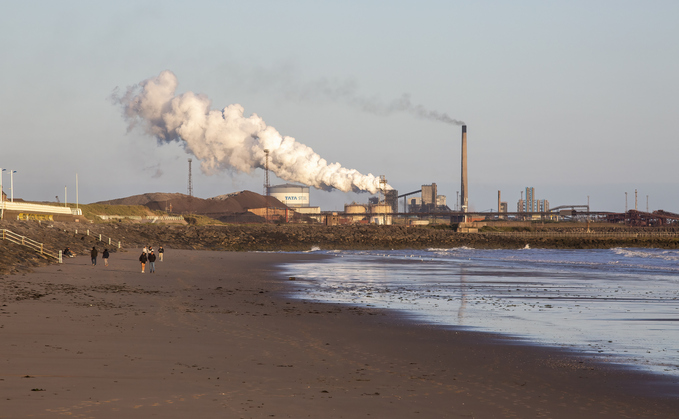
[280, 247, 679, 377]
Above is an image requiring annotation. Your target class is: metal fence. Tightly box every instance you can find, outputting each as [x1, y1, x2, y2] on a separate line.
[1, 229, 61, 262]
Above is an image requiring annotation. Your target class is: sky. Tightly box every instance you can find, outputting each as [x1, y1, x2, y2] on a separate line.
[1, 1, 677, 213]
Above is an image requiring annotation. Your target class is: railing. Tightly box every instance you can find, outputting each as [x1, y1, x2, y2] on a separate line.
[74, 229, 122, 248]
[480, 231, 679, 238]
[96, 215, 184, 223]
[1, 229, 61, 262]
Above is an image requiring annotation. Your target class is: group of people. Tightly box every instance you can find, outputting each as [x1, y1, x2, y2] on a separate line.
[139, 245, 164, 273]
[88, 247, 109, 266]
[62, 245, 164, 273]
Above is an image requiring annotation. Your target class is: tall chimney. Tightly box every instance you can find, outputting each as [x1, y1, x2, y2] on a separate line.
[460, 125, 468, 213]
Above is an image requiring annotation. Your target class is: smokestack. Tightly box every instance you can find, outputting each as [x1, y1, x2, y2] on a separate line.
[460, 125, 468, 213]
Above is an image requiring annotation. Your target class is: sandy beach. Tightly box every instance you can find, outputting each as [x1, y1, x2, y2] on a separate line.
[1, 249, 677, 418]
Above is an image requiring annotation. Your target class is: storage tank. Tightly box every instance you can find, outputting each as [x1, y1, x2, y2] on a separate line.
[268, 184, 310, 208]
[369, 203, 393, 225]
[345, 203, 368, 223]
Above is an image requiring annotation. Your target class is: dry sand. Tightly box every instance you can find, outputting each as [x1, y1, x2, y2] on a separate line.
[1, 249, 677, 418]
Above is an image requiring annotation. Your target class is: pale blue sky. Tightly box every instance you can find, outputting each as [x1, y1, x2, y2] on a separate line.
[1, 1, 677, 212]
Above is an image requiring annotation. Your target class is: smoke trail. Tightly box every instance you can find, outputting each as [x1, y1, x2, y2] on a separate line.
[279, 76, 465, 125]
[112, 70, 389, 194]
[216, 64, 464, 125]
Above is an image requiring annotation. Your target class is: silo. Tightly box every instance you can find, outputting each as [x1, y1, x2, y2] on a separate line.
[345, 203, 368, 223]
[268, 184, 310, 208]
[370, 203, 393, 225]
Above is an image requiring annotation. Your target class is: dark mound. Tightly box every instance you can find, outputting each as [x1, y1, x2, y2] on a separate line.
[95, 190, 287, 221]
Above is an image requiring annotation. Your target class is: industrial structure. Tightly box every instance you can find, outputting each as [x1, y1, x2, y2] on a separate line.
[460, 125, 468, 214]
[187, 158, 193, 197]
[516, 187, 549, 218]
[268, 184, 310, 207]
[268, 183, 321, 221]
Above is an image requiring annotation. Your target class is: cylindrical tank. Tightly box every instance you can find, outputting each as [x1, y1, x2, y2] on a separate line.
[369, 203, 393, 225]
[345, 203, 368, 222]
[268, 184, 310, 208]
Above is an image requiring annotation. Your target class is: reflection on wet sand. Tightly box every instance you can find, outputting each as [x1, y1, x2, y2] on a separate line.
[284, 247, 679, 377]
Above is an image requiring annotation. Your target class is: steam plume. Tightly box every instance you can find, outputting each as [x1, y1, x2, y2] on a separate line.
[113, 70, 389, 194]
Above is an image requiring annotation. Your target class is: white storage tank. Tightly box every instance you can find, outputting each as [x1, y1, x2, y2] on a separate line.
[268, 184, 310, 208]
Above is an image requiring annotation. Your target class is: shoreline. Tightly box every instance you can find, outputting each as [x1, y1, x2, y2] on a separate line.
[1, 249, 678, 418]
[3, 219, 679, 275]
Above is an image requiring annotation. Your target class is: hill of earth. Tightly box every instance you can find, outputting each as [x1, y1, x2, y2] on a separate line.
[95, 190, 287, 222]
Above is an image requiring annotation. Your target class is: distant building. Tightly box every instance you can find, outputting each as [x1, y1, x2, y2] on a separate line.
[525, 187, 536, 212]
[517, 187, 550, 219]
[422, 184, 437, 207]
[517, 199, 525, 212]
[407, 185, 450, 213]
[385, 189, 399, 213]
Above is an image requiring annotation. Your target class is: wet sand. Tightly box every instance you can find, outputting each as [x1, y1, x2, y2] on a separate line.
[1, 249, 677, 418]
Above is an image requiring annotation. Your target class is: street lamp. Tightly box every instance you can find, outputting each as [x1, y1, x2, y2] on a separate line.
[10, 170, 16, 202]
[0, 168, 5, 204]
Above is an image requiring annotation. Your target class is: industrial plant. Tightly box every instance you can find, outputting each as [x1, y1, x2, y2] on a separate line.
[3, 124, 679, 228]
[256, 124, 679, 228]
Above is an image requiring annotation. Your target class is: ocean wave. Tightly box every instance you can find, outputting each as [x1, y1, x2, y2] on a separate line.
[612, 247, 679, 261]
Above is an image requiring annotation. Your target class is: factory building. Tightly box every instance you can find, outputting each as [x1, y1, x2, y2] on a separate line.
[517, 187, 549, 220]
[422, 184, 437, 208]
[406, 184, 449, 213]
[385, 189, 398, 214]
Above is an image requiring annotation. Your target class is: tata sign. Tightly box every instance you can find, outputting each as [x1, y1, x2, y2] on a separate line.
[285, 195, 308, 202]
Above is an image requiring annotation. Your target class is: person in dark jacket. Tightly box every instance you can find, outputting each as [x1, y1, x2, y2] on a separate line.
[102, 249, 110, 266]
[91, 247, 98, 266]
[158, 246, 164, 261]
[148, 251, 157, 273]
[139, 252, 148, 273]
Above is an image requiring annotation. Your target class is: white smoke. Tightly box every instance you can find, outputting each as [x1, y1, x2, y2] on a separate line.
[112, 70, 390, 194]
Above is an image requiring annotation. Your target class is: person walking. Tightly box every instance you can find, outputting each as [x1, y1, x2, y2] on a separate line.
[139, 251, 148, 273]
[158, 246, 164, 262]
[102, 249, 110, 266]
[148, 251, 156, 273]
[90, 247, 98, 266]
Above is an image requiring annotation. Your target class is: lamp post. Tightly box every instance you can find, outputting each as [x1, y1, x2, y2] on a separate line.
[10, 170, 16, 202]
[0, 168, 5, 204]
[0, 168, 4, 220]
